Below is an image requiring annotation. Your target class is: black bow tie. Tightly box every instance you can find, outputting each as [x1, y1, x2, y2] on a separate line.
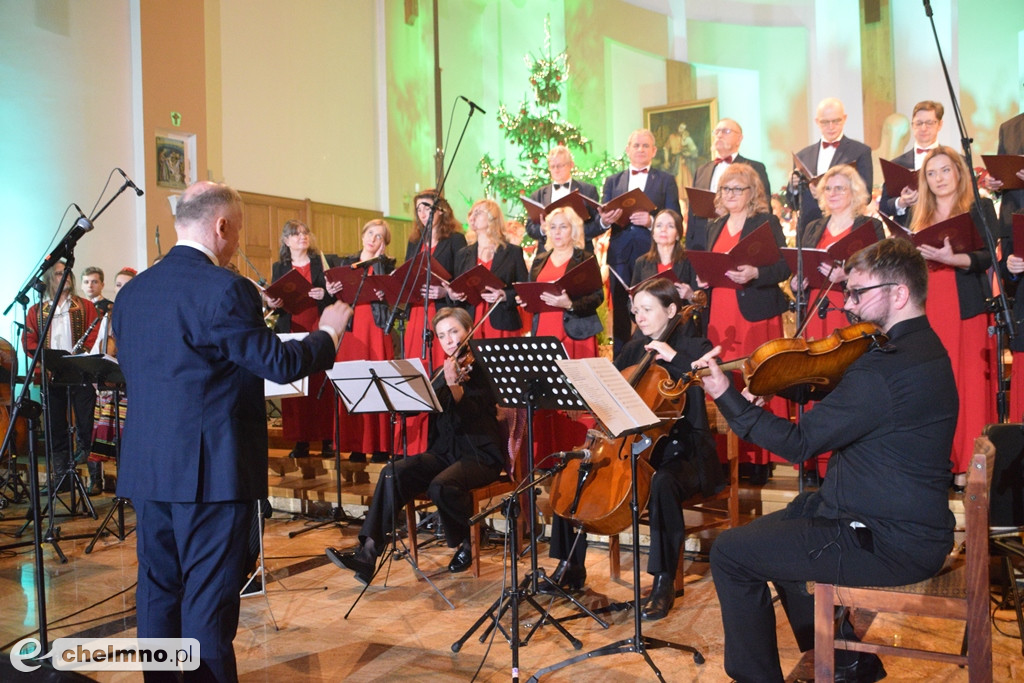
[553, 183, 569, 190]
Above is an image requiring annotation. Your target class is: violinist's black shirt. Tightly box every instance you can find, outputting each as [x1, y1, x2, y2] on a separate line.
[714, 315, 957, 574]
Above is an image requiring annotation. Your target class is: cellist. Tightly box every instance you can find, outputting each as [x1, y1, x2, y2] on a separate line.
[543, 278, 722, 621]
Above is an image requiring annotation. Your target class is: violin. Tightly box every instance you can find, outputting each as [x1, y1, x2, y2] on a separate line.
[429, 299, 501, 385]
[682, 321, 887, 401]
[548, 293, 708, 536]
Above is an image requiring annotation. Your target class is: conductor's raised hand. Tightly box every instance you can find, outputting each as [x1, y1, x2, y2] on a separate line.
[319, 300, 353, 334]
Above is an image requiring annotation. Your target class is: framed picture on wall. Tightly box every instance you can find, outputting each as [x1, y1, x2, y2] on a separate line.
[644, 98, 717, 199]
[155, 132, 197, 190]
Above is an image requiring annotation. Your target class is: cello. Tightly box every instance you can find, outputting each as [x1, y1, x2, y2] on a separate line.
[548, 294, 706, 536]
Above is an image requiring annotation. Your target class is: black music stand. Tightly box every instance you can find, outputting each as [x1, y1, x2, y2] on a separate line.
[72, 353, 132, 553]
[326, 358, 454, 615]
[451, 337, 607, 666]
[522, 354, 705, 682]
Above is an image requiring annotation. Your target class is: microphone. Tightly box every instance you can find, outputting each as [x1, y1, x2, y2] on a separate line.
[350, 254, 385, 269]
[116, 167, 145, 196]
[459, 95, 487, 115]
[554, 449, 591, 462]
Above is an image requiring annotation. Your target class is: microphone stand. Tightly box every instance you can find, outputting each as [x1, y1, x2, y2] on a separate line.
[791, 191, 814, 491]
[0, 177, 136, 654]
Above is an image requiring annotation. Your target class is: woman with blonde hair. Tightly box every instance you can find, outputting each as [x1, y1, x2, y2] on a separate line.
[449, 199, 528, 339]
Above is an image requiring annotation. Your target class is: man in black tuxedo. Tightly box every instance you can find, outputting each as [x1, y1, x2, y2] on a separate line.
[878, 100, 945, 225]
[685, 118, 771, 251]
[992, 111, 1024, 236]
[793, 98, 873, 234]
[113, 181, 350, 681]
[600, 128, 681, 355]
[525, 145, 602, 253]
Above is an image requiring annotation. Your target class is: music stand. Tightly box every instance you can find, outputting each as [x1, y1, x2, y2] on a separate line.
[452, 337, 606, 663]
[520, 354, 705, 681]
[326, 358, 454, 614]
[76, 354, 132, 553]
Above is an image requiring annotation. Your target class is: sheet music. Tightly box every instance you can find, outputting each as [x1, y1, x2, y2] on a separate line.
[264, 332, 309, 398]
[556, 357, 660, 437]
[326, 358, 440, 414]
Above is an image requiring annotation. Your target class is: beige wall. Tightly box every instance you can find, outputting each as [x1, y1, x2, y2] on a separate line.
[218, 0, 380, 215]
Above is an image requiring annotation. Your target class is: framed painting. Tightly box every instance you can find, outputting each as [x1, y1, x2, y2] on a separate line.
[644, 98, 717, 198]
[155, 132, 197, 190]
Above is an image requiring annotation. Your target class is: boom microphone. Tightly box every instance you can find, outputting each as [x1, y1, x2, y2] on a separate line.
[116, 167, 145, 196]
[350, 254, 385, 269]
[459, 95, 487, 115]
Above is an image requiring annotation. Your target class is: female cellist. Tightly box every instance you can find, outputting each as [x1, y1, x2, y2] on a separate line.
[545, 278, 720, 621]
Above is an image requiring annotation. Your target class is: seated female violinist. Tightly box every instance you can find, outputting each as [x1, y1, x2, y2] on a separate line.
[545, 278, 722, 621]
[326, 307, 506, 581]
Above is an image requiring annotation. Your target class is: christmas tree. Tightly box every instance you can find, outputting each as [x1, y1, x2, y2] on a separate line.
[478, 18, 623, 225]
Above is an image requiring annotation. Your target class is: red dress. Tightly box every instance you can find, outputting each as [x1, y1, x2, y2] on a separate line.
[925, 265, 996, 474]
[335, 262, 394, 456]
[705, 227, 787, 467]
[532, 256, 598, 462]
[280, 263, 334, 443]
[801, 227, 851, 341]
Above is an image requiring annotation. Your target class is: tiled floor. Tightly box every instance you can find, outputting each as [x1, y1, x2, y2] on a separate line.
[1, 482, 1021, 681]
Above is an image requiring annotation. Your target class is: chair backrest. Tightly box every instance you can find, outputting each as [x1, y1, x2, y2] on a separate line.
[982, 423, 1024, 529]
[496, 406, 528, 479]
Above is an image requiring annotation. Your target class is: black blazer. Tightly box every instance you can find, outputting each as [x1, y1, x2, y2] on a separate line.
[794, 137, 873, 233]
[685, 155, 771, 253]
[799, 215, 885, 249]
[998, 112, 1024, 236]
[271, 252, 336, 333]
[631, 255, 705, 336]
[453, 242, 529, 331]
[528, 248, 604, 340]
[701, 213, 791, 322]
[524, 179, 603, 253]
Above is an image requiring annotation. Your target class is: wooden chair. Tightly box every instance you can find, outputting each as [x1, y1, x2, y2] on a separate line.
[607, 398, 740, 590]
[813, 436, 994, 682]
[406, 406, 526, 578]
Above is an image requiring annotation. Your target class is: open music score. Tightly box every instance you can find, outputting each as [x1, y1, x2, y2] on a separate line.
[264, 332, 309, 398]
[685, 222, 781, 290]
[982, 154, 1024, 190]
[447, 264, 506, 306]
[520, 190, 595, 224]
[513, 256, 602, 313]
[684, 186, 718, 220]
[879, 158, 918, 196]
[599, 188, 657, 226]
[263, 269, 316, 315]
[555, 357, 659, 438]
[882, 211, 983, 253]
[781, 222, 881, 290]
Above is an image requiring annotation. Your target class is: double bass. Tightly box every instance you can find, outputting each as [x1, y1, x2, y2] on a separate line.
[548, 296, 706, 536]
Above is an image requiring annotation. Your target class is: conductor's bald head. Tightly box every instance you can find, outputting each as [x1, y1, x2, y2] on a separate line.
[174, 181, 244, 266]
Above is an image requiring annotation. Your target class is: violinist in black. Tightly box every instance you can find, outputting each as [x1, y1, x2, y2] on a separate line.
[545, 278, 720, 621]
[326, 307, 505, 580]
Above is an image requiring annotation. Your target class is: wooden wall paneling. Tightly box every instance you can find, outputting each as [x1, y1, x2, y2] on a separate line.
[308, 202, 383, 259]
[237, 191, 306, 283]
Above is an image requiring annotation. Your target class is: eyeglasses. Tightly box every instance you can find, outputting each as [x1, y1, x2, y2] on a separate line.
[822, 184, 850, 194]
[842, 282, 897, 304]
[817, 118, 844, 127]
[416, 202, 435, 212]
[713, 128, 738, 136]
[720, 186, 750, 196]
[912, 120, 939, 128]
